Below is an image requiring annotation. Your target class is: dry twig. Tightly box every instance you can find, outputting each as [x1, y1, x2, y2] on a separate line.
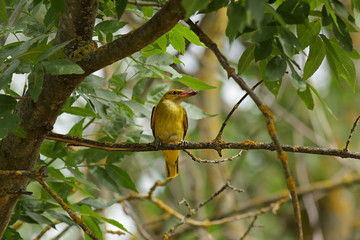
[186, 19, 303, 239]
[344, 114, 360, 151]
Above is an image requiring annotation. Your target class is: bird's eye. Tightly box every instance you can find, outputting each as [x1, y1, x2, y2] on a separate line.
[171, 90, 178, 94]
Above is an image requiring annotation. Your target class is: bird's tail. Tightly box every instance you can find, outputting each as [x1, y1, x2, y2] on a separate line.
[162, 150, 179, 178]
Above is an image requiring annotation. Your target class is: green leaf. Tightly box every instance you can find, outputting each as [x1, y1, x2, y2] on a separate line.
[68, 119, 84, 137]
[353, 1, 360, 28]
[0, 95, 17, 113]
[0, 0, 7, 24]
[296, 20, 321, 49]
[175, 75, 216, 90]
[278, 28, 302, 59]
[147, 84, 170, 103]
[25, 210, 55, 227]
[297, 85, 314, 110]
[291, 71, 306, 91]
[173, 24, 204, 47]
[182, 102, 216, 119]
[94, 20, 127, 34]
[264, 78, 282, 96]
[265, 56, 287, 81]
[226, 2, 246, 41]
[18, 45, 50, 63]
[251, 26, 277, 43]
[146, 53, 174, 66]
[40, 141, 67, 158]
[89, 166, 122, 194]
[115, 0, 128, 19]
[199, 0, 230, 13]
[332, 16, 352, 53]
[332, 0, 354, 22]
[303, 36, 325, 80]
[308, 84, 336, 118]
[238, 44, 255, 74]
[3, 228, 22, 240]
[82, 216, 103, 240]
[132, 78, 147, 102]
[105, 164, 138, 192]
[62, 106, 98, 118]
[37, 40, 71, 62]
[254, 39, 272, 61]
[169, 29, 186, 55]
[79, 198, 117, 209]
[12, 126, 27, 138]
[277, 0, 310, 24]
[247, 0, 266, 26]
[330, 38, 356, 91]
[80, 205, 130, 234]
[0, 60, 20, 90]
[320, 35, 356, 91]
[0, 112, 21, 138]
[42, 59, 84, 75]
[28, 67, 44, 101]
[182, 0, 210, 19]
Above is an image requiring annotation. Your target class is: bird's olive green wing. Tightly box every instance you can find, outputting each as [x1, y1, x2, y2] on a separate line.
[182, 106, 188, 139]
[151, 105, 156, 137]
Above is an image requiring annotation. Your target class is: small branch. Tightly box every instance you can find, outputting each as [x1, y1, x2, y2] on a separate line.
[12, 221, 23, 230]
[148, 178, 172, 199]
[239, 215, 258, 240]
[52, 225, 72, 240]
[46, 133, 360, 159]
[215, 80, 263, 141]
[186, 19, 303, 239]
[33, 220, 61, 240]
[344, 114, 360, 151]
[106, 229, 125, 236]
[163, 181, 244, 239]
[183, 149, 242, 164]
[128, 1, 165, 7]
[35, 177, 98, 240]
[120, 201, 154, 240]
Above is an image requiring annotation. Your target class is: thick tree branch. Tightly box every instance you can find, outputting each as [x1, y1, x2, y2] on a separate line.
[79, 0, 184, 74]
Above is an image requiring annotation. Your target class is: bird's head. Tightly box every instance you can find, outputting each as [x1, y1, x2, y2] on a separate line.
[161, 89, 199, 103]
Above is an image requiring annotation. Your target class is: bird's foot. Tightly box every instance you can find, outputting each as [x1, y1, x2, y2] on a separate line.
[154, 138, 162, 149]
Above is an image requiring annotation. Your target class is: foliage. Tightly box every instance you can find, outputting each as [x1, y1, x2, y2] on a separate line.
[0, 0, 360, 239]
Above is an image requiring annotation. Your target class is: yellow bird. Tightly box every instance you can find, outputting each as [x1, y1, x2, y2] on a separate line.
[151, 89, 199, 178]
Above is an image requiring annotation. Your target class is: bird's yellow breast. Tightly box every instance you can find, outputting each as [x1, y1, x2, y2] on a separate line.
[153, 100, 185, 143]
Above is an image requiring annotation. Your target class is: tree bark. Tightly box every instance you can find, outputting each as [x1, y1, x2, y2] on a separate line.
[0, 0, 184, 237]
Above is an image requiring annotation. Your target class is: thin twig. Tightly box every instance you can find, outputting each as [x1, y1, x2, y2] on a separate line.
[344, 114, 360, 151]
[215, 80, 263, 141]
[163, 181, 244, 239]
[35, 177, 98, 240]
[46, 132, 360, 159]
[120, 201, 154, 240]
[186, 19, 303, 239]
[183, 149, 242, 164]
[117, 174, 360, 230]
[239, 215, 258, 240]
[127, 1, 165, 7]
[52, 225, 72, 240]
[148, 178, 172, 199]
[106, 229, 125, 235]
[0, 3, 26, 48]
[12, 221, 23, 230]
[33, 220, 61, 240]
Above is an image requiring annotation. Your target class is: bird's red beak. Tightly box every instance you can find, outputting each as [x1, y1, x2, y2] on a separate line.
[179, 89, 199, 98]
